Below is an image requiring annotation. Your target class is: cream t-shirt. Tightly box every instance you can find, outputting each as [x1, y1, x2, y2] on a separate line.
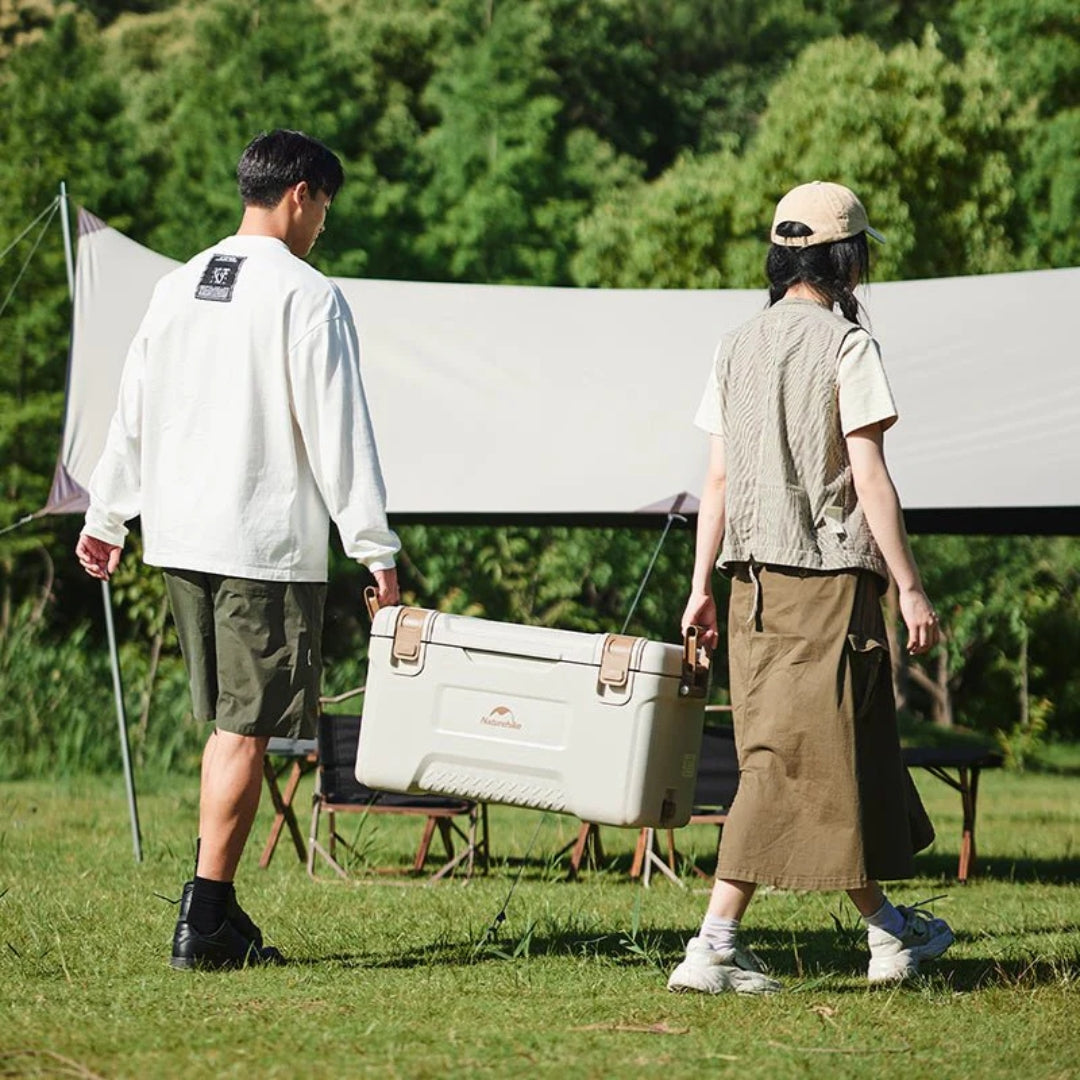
[693, 326, 898, 437]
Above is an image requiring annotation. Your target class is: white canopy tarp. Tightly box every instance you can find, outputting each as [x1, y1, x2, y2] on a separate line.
[47, 208, 1080, 528]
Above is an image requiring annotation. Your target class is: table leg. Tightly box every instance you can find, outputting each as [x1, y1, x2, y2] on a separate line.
[957, 766, 982, 883]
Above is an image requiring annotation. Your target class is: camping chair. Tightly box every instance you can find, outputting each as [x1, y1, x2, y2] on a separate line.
[258, 737, 319, 869]
[307, 713, 490, 883]
[257, 685, 365, 869]
[562, 821, 606, 879]
[631, 722, 739, 887]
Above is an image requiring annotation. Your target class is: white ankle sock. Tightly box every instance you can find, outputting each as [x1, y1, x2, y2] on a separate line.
[699, 914, 740, 953]
[864, 898, 906, 937]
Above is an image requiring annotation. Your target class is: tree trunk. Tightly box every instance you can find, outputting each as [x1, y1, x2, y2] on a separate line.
[906, 648, 953, 727]
[935, 643, 953, 727]
[30, 544, 55, 623]
[1019, 620, 1029, 729]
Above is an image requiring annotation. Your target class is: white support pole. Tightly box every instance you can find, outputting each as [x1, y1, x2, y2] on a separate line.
[58, 182, 74, 297]
[101, 578, 143, 862]
[59, 181, 143, 862]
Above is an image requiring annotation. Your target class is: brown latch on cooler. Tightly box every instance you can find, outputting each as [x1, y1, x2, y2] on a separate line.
[599, 634, 639, 688]
[680, 625, 710, 697]
[392, 607, 429, 662]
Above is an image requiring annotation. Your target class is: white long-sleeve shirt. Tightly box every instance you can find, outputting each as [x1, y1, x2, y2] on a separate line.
[83, 234, 400, 581]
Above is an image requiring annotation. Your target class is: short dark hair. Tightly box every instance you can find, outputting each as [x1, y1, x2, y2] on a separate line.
[766, 225, 870, 325]
[236, 129, 344, 208]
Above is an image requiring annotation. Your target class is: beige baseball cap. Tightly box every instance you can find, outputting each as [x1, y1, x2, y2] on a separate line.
[770, 180, 885, 247]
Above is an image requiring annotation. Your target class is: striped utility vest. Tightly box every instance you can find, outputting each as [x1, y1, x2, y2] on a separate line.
[715, 297, 888, 581]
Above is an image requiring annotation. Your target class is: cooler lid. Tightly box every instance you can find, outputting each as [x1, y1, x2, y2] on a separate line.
[370, 606, 684, 678]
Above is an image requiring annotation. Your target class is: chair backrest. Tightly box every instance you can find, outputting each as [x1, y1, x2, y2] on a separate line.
[693, 725, 739, 813]
[317, 713, 471, 810]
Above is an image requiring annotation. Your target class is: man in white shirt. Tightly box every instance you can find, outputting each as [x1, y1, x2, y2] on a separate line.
[76, 129, 401, 969]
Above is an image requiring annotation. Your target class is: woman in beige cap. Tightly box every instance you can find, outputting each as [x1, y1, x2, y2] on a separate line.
[668, 180, 952, 995]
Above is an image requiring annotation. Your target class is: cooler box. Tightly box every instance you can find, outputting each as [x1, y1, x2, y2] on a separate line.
[357, 606, 709, 828]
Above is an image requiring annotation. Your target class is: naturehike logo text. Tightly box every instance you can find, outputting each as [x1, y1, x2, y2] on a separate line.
[480, 706, 521, 730]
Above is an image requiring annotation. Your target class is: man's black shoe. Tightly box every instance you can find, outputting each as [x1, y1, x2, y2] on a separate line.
[172, 883, 285, 969]
[178, 880, 269, 950]
[170, 914, 284, 970]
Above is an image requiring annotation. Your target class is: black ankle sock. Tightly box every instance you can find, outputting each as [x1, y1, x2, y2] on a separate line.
[192, 840, 237, 894]
[188, 875, 232, 934]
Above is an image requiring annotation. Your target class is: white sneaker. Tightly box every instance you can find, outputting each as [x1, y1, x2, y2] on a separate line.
[667, 936, 781, 995]
[867, 906, 954, 985]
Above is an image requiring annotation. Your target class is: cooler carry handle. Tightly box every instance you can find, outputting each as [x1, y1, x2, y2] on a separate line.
[680, 625, 710, 698]
[364, 585, 380, 620]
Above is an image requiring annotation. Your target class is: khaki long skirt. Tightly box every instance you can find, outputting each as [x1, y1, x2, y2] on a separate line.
[716, 564, 934, 890]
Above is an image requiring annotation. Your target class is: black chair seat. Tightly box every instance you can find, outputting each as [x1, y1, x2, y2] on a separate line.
[318, 713, 471, 810]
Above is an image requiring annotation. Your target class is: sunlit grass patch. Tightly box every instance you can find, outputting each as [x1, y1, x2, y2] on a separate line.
[0, 766, 1077, 1079]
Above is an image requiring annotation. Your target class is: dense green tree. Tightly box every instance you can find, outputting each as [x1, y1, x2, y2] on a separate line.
[1019, 108, 1080, 267]
[0, 0, 60, 59]
[951, 0, 1079, 109]
[574, 31, 1029, 287]
[949, 0, 1080, 267]
[415, 0, 570, 283]
[414, 0, 642, 284]
[910, 536, 1080, 750]
[106, 0, 443, 278]
[73, 0, 172, 25]
[313, 0, 443, 279]
[143, 0, 358, 263]
[731, 32, 1028, 282]
[543, 0, 895, 173]
[571, 149, 741, 288]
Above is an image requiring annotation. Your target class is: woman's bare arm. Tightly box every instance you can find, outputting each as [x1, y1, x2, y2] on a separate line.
[681, 436, 727, 650]
[847, 424, 940, 655]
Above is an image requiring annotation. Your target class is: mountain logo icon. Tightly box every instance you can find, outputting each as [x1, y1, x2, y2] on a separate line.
[480, 705, 522, 730]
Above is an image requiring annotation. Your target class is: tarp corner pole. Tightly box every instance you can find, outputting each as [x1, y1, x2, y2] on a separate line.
[59, 181, 74, 298]
[101, 578, 143, 862]
[59, 181, 143, 863]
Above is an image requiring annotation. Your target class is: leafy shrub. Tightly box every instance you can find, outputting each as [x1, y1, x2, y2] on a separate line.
[0, 600, 118, 778]
[0, 598, 205, 779]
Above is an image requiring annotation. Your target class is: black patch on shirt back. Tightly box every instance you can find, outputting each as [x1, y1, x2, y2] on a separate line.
[195, 254, 246, 302]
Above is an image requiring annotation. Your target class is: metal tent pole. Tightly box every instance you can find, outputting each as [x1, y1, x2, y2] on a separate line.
[58, 182, 74, 296]
[59, 181, 143, 861]
[101, 578, 143, 861]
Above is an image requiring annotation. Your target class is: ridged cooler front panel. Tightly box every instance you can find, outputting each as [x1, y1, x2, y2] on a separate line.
[357, 614, 705, 828]
[416, 765, 567, 813]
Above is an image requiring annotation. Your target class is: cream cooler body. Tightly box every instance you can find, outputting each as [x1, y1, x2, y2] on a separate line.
[357, 606, 708, 828]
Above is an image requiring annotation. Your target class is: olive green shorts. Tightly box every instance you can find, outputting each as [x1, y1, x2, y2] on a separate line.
[163, 569, 326, 739]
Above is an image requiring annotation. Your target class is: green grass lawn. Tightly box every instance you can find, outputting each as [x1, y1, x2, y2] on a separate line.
[0, 762, 1077, 1079]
